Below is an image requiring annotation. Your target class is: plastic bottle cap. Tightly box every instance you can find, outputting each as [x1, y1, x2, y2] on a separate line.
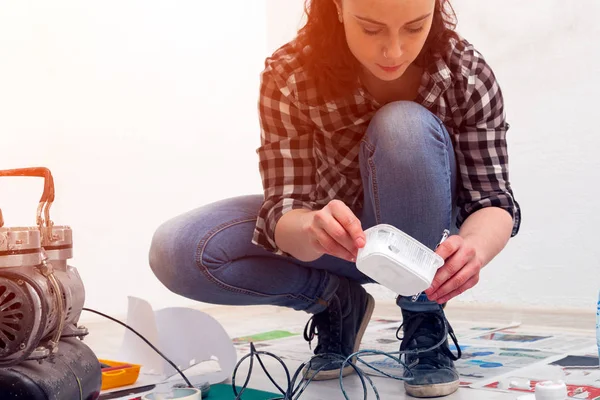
[534, 380, 567, 400]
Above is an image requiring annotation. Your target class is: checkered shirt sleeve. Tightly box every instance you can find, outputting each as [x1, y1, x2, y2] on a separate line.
[251, 63, 318, 255]
[454, 49, 521, 235]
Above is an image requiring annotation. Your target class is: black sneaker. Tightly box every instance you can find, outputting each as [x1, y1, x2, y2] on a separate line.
[302, 277, 375, 381]
[398, 306, 462, 398]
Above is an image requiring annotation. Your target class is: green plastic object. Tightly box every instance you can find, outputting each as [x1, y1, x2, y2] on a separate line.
[207, 384, 279, 399]
[233, 330, 298, 344]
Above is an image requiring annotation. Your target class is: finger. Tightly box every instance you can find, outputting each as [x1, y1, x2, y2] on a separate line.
[434, 274, 480, 304]
[434, 235, 462, 260]
[428, 261, 480, 302]
[314, 229, 356, 262]
[425, 242, 473, 297]
[328, 200, 366, 248]
[311, 237, 328, 255]
[314, 209, 358, 256]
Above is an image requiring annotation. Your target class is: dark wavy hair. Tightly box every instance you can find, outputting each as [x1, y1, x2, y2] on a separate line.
[296, 0, 459, 101]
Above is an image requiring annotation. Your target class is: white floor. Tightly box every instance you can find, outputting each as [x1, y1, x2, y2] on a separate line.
[82, 300, 597, 399]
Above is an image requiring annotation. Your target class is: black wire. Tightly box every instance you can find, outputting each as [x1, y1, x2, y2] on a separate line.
[229, 309, 455, 399]
[82, 306, 451, 399]
[231, 344, 396, 400]
[82, 307, 193, 388]
[232, 343, 290, 400]
[253, 344, 287, 394]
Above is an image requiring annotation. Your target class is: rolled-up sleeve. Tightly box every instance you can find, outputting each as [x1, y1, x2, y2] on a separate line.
[454, 51, 521, 236]
[251, 66, 319, 255]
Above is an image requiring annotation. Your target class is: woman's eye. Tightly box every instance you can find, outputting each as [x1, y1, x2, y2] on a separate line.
[363, 28, 382, 36]
[406, 26, 424, 34]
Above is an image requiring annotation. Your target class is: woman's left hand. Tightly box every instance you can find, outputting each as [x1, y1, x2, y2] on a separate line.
[424, 235, 483, 304]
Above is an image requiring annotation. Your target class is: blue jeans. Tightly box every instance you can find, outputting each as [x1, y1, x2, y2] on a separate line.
[149, 101, 457, 315]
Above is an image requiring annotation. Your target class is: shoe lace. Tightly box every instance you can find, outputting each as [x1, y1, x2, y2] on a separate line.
[303, 295, 342, 354]
[395, 311, 461, 368]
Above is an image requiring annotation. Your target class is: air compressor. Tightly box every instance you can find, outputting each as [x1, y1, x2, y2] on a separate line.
[0, 167, 102, 399]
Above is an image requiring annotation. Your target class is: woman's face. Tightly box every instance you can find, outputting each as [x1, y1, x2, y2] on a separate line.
[335, 0, 435, 82]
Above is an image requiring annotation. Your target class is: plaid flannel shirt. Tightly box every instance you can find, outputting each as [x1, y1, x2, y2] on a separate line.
[252, 38, 521, 256]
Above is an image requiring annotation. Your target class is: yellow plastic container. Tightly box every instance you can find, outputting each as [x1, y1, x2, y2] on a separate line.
[98, 359, 142, 391]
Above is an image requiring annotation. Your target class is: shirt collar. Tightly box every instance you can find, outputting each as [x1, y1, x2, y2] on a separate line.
[418, 57, 452, 107]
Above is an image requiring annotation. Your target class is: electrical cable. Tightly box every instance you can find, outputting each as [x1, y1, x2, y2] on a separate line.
[82, 307, 193, 388]
[231, 343, 411, 399]
[81, 306, 457, 399]
[230, 308, 456, 400]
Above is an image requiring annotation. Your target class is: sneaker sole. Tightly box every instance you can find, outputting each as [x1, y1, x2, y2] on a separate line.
[304, 293, 376, 381]
[404, 380, 459, 398]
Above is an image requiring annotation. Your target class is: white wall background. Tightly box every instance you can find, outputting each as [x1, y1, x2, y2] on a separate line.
[1, 0, 598, 322]
[445, 0, 600, 309]
[0, 0, 267, 321]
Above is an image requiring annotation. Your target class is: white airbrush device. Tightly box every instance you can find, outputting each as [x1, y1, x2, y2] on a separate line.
[356, 224, 447, 298]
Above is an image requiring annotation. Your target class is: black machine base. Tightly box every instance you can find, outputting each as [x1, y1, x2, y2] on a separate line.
[0, 337, 102, 400]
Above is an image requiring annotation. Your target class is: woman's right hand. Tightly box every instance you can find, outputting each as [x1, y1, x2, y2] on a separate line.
[301, 200, 366, 262]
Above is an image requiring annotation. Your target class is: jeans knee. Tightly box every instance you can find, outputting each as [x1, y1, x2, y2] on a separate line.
[148, 218, 186, 295]
[148, 214, 217, 301]
[148, 198, 263, 304]
[363, 101, 448, 160]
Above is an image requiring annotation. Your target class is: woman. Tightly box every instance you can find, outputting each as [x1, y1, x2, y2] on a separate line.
[149, 0, 521, 397]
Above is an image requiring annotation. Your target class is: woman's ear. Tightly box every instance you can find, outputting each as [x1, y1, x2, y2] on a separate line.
[332, 0, 343, 22]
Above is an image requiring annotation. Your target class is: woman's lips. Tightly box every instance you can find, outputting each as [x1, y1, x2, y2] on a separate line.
[377, 63, 403, 73]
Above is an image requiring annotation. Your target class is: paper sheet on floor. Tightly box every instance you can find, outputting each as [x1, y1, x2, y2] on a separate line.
[464, 327, 598, 353]
[230, 315, 599, 396]
[230, 319, 537, 387]
[350, 324, 561, 387]
[452, 329, 599, 397]
[470, 356, 600, 399]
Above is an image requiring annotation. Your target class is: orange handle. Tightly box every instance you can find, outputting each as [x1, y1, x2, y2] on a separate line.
[0, 167, 55, 202]
[0, 167, 55, 229]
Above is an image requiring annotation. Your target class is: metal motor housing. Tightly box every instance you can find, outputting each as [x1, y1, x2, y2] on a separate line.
[0, 225, 88, 366]
[0, 167, 90, 367]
